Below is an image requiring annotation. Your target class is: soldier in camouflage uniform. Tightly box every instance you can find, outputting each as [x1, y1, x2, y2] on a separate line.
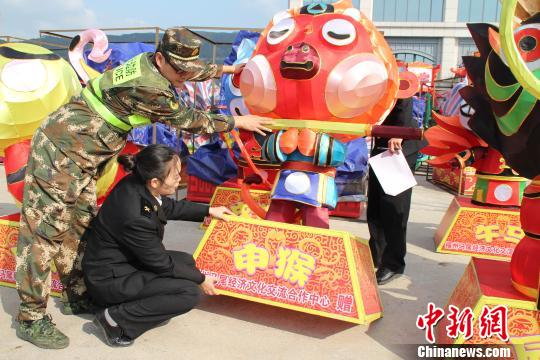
[15, 27, 272, 349]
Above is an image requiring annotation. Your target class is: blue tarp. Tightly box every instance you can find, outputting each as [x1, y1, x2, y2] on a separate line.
[219, 31, 260, 116]
[335, 137, 369, 196]
[128, 124, 189, 158]
[186, 140, 238, 185]
[336, 137, 369, 179]
[222, 30, 260, 66]
[84, 42, 155, 73]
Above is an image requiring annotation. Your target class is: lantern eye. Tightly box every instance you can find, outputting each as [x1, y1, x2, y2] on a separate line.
[322, 19, 356, 46]
[267, 17, 295, 45]
[519, 35, 536, 52]
[1, 59, 47, 92]
[512, 24, 540, 72]
[459, 101, 474, 130]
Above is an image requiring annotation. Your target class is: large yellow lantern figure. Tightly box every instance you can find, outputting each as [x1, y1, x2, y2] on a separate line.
[0, 43, 81, 153]
[0, 43, 81, 203]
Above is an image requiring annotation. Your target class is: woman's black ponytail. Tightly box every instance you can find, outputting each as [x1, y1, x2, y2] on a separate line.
[118, 144, 178, 182]
[117, 153, 137, 173]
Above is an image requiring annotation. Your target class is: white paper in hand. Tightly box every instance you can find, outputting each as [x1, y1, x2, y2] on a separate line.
[368, 150, 417, 196]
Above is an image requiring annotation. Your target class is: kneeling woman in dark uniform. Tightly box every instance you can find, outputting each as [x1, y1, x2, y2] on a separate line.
[83, 144, 231, 346]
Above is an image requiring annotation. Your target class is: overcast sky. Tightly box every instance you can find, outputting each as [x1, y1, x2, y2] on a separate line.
[0, 0, 293, 38]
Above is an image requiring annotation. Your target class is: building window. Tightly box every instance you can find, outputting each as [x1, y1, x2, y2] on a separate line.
[373, 0, 444, 22]
[386, 37, 441, 64]
[457, 38, 477, 65]
[458, 0, 501, 22]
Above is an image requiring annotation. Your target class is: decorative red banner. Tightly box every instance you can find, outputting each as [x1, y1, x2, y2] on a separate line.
[432, 167, 477, 196]
[435, 258, 539, 359]
[195, 217, 382, 324]
[0, 214, 62, 296]
[202, 186, 272, 228]
[434, 197, 521, 261]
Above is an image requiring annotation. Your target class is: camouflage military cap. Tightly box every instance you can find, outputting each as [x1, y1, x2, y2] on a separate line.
[159, 27, 208, 73]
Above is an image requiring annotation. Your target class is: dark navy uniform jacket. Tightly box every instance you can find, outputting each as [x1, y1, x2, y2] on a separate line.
[82, 173, 209, 304]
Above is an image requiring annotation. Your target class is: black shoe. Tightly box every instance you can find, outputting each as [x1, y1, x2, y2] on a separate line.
[376, 267, 403, 285]
[93, 310, 133, 347]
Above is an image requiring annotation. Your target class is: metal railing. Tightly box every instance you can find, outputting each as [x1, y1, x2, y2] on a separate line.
[0, 35, 70, 50]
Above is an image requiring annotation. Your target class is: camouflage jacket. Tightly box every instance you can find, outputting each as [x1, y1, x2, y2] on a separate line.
[40, 52, 234, 175]
[88, 52, 234, 134]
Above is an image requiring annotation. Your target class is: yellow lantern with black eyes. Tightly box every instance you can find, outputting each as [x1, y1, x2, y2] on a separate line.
[1, 43, 81, 204]
[0, 41, 136, 206]
[0, 43, 81, 155]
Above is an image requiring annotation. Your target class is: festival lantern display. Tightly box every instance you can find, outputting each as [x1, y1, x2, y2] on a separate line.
[220, 36, 283, 187]
[237, 0, 419, 227]
[0, 43, 81, 155]
[240, 1, 400, 134]
[3, 140, 30, 206]
[0, 43, 82, 203]
[462, 7, 540, 300]
[1, 32, 141, 205]
[68, 28, 111, 84]
[221, 37, 259, 118]
[430, 77, 478, 196]
[196, 0, 422, 325]
[423, 79, 527, 261]
[435, 1, 540, 351]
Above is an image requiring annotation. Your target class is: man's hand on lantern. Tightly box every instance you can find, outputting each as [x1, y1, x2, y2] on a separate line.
[232, 63, 245, 74]
[388, 138, 403, 154]
[234, 115, 274, 136]
[222, 63, 246, 75]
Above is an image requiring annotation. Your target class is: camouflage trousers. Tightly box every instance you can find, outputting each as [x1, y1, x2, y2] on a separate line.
[16, 129, 97, 321]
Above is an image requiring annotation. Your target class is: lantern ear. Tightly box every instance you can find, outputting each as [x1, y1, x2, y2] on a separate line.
[272, 10, 292, 25]
[288, 0, 302, 10]
[342, 8, 361, 21]
[397, 71, 420, 99]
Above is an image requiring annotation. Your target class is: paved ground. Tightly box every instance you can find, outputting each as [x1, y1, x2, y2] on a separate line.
[0, 165, 468, 360]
